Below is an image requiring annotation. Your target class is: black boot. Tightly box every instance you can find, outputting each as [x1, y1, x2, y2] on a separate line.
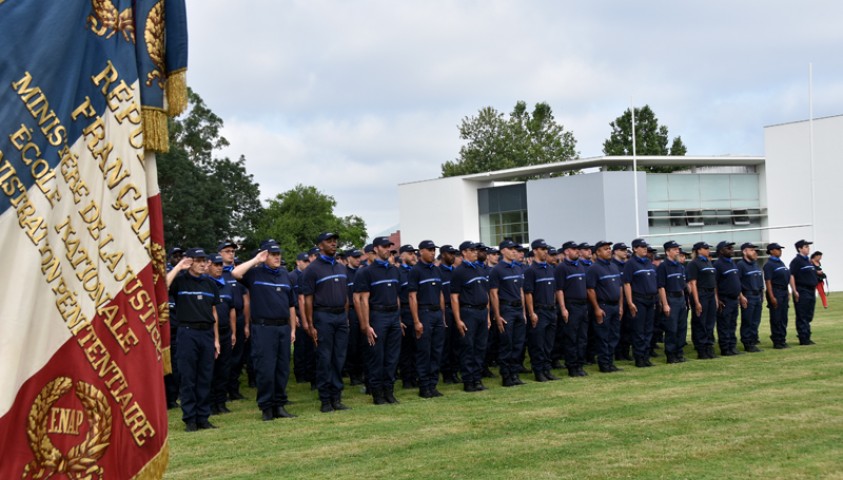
[576, 367, 588, 376]
[544, 370, 560, 380]
[261, 408, 274, 421]
[320, 401, 334, 413]
[373, 388, 387, 405]
[384, 386, 399, 404]
[534, 372, 549, 383]
[635, 357, 648, 368]
[503, 375, 517, 387]
[567, 367, 579, 378]
[273, 405, 297, 418]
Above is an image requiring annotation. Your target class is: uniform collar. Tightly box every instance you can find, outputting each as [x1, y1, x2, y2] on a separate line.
[698, 255, 709, 262]
[223, 265, 234, 272]
[597, 258, 611, 266]
[533, 261, 548, 269]
[564, 258, 578, 267]
[501, 260, 515, 268]
[440, 264, 454, 271]
[319, 254, 336, 265]
[420, 261, 435, 269]
[400, 263, 412, 271]
[262, 264, 281, 274]
[635, 255, 649, 264]
[581, 259, 593, 266]
[769, 255, 781, 261]
[374, 259, 391, 269]
[210, 275, 226, 286]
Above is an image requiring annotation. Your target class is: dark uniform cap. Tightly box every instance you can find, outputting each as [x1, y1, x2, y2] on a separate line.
[593, 240, 612, 250]
[716, 241, 735, 251]
[209, 254, 224, 264]
[335, 250, 347, 258]
[217, 240, 237, 251]
[766, 242, 784, 253]
[547, 247, 558, 256]
[459, 240, 479, 251]
[561, 240, 579, 251]
[399, 244, 417, 254]
[530, 238, 549, 249]
[418, 240, 438, 250]
[168, 246, 185, 256]
[185, 247, 208, 258]
[296, 253, 309, 261]
[794, 239, 813, 249]
[612, 242, 629, 252]
[663, 240, 681, 250]
[740, 242, 758, 250]
[577, 242, 592, 250]
[372, 236, 394, 247]
[678, 248, 689, 256]
[499, 239, 518, 250]
[487, 248, 500, 255]
[517, 245, 529, 253]
[346, 248, 363, 258]
[475, 242, 488, 252]
[647, 246, 658, 254]
[439, 244, 459, 254]
[363, 244, 375, 253]
[631, 238, 649, 249]
[526, 250, 535, 258]
[693, 241, 712, 250]
[308, 246, 320, 255]
[316, 231, 339, 243]
[263, 243, 282, 254]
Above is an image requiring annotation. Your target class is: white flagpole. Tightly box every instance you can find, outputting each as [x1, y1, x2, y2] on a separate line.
[808, 63, 816, 240]
[631, 104, 640, 237]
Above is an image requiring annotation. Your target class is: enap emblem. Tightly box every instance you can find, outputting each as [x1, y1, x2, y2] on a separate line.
[23, 377, 112, 480]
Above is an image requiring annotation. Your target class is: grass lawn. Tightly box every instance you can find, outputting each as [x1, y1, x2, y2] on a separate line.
[164, 295, 843, 479]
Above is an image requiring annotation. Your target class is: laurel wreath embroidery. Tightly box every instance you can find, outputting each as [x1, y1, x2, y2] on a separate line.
[22, 377, 113, 480]
[151, 241, 167, 288]
[144, 0, 166, 88]
[87, 0, 135, 43]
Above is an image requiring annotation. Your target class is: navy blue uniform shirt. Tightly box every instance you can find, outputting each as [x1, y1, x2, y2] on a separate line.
[714, 256, 742, 297]
[398, 264, 413, 304]
[240, 265, 297, 320]
[763, 256, 790, 288]
[623, 256, 658, 295]
[451, 261, 490, 306]
[222, 266, 245, 312]
[346, 265, 360, 303]
[523, 262, 556, 306]
[169, 271, 221, 324]
[408, 261, 443, 306]
[736, 259, 764, 293]
[301, 255, 348, 308]
[355, 259, 399, 307]
[211, 275, 234, 329]
[789, 255, 817, 289]
[439, 264, 455, 301]
[657, 259, 686, 293]
[555, 259, 588, 300]
[686, 256, 717, 290]
[586, 259, 622, 303]
[489, 260, 524, 302]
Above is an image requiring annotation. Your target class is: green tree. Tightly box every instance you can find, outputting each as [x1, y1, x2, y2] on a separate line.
[255, 184, 368, 261]
[441, 101, 578, 177]
[602, 105, 687, 173]
[157, 88, 263, 249]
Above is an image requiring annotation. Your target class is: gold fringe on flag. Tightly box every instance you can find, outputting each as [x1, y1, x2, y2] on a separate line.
[142, 107, 169, 153]
[162, 346, 172, 375]
[166, 69, 187, 117]
[131, 441, 170, 480]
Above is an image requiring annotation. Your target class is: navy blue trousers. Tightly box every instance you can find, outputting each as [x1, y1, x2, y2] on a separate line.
[441, 308, 460, 377]
[631, 298, 656, 359]
[227, 313, 246, 396]
[716, 296, 739, 350]
[691, 292, 717, 349]
[251, 323, 291, 410]
[346, 308, 365, 379]
[528, 308, 556, 374]
[177, 326, 214, 424]
[366, 310, 402, 391]
[212, 326, 233, 405]
[740, 293, 763, 346]
[458, 307, 489, 383]
[293, 316, 316, 383]
[562, 302, 589, 368]
[415, 309, 446, 389]
[497, 305, 526, 377]
[165, 321, 180, 406]
[768, 289, 789, 344]
[312, 311, 349, 402]
[399, 306, 416, 382]
[593, 303, 621, 368]
[662, 295, 688, 355]
[795, 287, 816, 342]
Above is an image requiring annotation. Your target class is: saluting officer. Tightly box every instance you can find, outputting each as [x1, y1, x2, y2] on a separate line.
[354, 236, 402, 405]
[790, 239, 818, 345]
[397, 245, 419, 389]
[451, 241, 491, 392]
[208, 254, 236, 415]
[713, 241, 741, 356]
[438, 245, 462, 385]
[687, 242, 718, 359]
[490, 239, 527, 387]
[165, 246, 185, 410]
[232, 241, 297, 421]
[736, 243, 764, 352]
[166, 248, 221, 431]
[556, 240, 589, 378]
[657, 241, 688, 363]
[623, 239, 659, 368]
[301, 232, 351, 413]
[586, 241, 624, 373]
[523, 239, 558, 382]
[763, 243, 791, 349]
[408, 240, 446, 398]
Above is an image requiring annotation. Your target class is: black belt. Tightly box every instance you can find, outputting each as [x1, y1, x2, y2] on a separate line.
[699, 287, 715, 293]
[721, 294, 739, 300]
[462, 304, 487, 310]
[667, 292, 684, 298]
[500, 300, 522, 308]
[797, 284, 815, 290]
[252, 317, 289, 326]
[370, 304, 398, 312]
[633, 293, 657, 301]
[743, 290, 762, 296]
[314, 306, 345, 314]
[598, 300, 619, 306]
[418, 304, 441, 312]
[565, 298, 587, 305]
[181, 322, 212, 331]
[534, 304, 556, 311]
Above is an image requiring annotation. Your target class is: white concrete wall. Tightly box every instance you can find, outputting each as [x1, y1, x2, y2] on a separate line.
[764, 115, 843, 291]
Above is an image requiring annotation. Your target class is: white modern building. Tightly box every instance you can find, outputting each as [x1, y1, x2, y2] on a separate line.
[398, 115, 841, 290]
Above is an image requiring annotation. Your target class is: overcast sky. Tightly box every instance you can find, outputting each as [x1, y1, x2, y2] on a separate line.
[185, 1, 843, 237]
